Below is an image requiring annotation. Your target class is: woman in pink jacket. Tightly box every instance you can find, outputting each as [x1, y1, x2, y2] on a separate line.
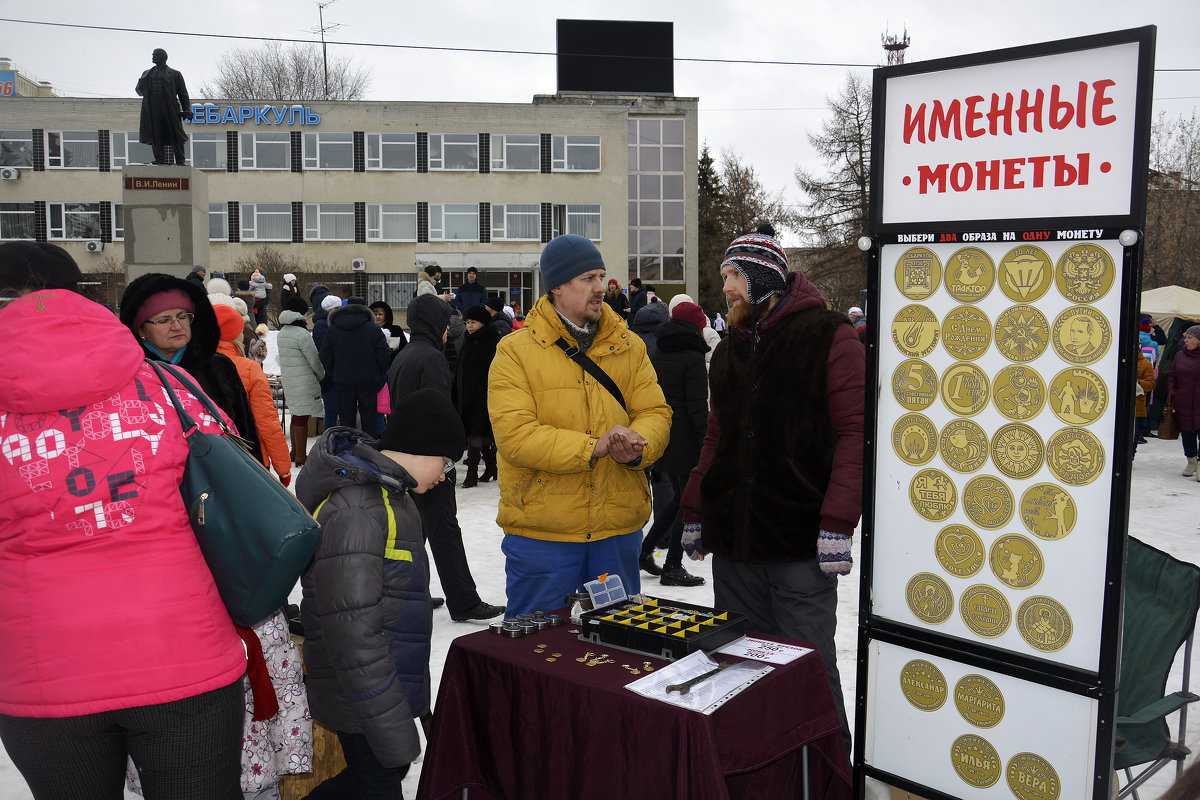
[0, 243, 247, 799]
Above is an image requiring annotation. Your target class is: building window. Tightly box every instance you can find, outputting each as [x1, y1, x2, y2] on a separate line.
[303, 132, 354, 170]
[209, 203, 228, 241]
[429, 203, 479, 241]
[48, 202, 102, 239]
[113, 204, 125, 241]
[491, 203, 541, 241]
[552, 204, 602, 241]
[0, 131, 35, 167]
[191, 132, 227, 170]
[490, 134, 540, 171]
[628, 118, 685, 282]
[303, 203, 355, 240]
[46, 131, 100, 169]
[109, 132, 155, 169]
[365, 133, 417, 170]
[428, 134, 479, 171]
[552, 134, 601, 172]
[240, 203, 292, 241]
[239, 132, 290, 170]
[366, 203, 417, 241]
[0, 203, 37, 239]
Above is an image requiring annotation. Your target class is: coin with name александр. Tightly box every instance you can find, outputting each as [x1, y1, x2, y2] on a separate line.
[992, 365, 1046, 422]
[951, 734, 1002, 788]
[1020, 483, 1077, 540]
[892, 359, 939, 411]
[989, 533, 1045, 590]
[960, 584, 1012, 638]
[940, 419, 989, 473]
[1017, 595, 1073, 653]
[910, 468, 958, 522]
[941, 305, 992, 360]
[895, 246, 943, 301]
[892, 413, 939, 466]
[1055, 242, 1115, 304]
[892, 304, 941, 358]
[954, 674, 1005, 729]
[999, 245, 1054, 303]
[935, 524, 986, 578]
[962, 475, 1015, 530]
[1051, 305, 1111, 366]
[991, 423, 1045, 480]
[899, 659, 948, 711]
[944, 247, 996, 303]
[1048, 367, 1108, 426]
[994, 304, 1051, 363]
[1007, 752, 1062, 800]
[906, 572, 955, 624]
[941, 361, 990, 417]
[1046, 427, 1105, 486]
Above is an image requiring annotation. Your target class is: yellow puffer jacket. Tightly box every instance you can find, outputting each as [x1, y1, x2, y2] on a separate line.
[489, 295, 672, 543]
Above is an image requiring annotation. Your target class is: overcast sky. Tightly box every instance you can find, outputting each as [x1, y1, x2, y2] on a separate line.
[2, 1, 1198, 243]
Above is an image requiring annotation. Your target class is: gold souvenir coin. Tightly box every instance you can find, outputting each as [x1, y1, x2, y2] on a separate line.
[960, 584, 1012, 638]
[941, 362, 990, 417]
[962, 475, 1014, 530]
[1007, 752, 1062, 800]
[1020, 483, 1077, 540]
[892, 413, 939, 466]
[935, 524, 986, 578]
[995, 304, 1051, 363]
[892, 359, 939, 411]
[990, 423, 1045, 480]
[999, 245, 1054, 303]
[892, 305, 940, 358]
[941, 305, 991, 361]
[992, 365, 1046, 422]
[944, 247, 996, 303]
[954, 674, 1005, 728]
[989, 534, 1044, 590]
[906, 572, 954, 624]
[1017, 596, 1073, 652]
[1046, 427, 1105, 486]
[895, 247, 942, 301]
[940, 419, 989, 473]
[899, 659, 948, 711]
[910, 468, 958, 522]
[1051, 306, 1111, 366]
[1048, 367, 1108, 426]
[1056, 242, 1115, 303]
[950, 734, 1002, 788]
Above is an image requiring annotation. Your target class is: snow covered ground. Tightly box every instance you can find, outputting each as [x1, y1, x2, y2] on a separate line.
[2, 335, 1197, 799]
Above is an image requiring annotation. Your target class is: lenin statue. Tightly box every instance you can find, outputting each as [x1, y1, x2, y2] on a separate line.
[136, 49, 193, 166]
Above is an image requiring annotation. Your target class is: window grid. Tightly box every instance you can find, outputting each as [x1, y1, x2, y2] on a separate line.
[47, 202, 102, 239]
[97, 131, 111, 173]
[303, 132, 354, 170]
[366, 203, 418, 242]
[0, 202, 38, 240]
[291, 201, 303, 242]
[491, 203, 541, 241]
[552, 134, 602, 172]
[303, 203, 356, 241]
[226, 131, 239, 173]
[551, 204, 602, 241]
[0, 130, 35, 168]
[478, 133, 490, 174]
[428, 203, 479, 241]
[366, 132, 417, 171]
[110, 131, 155, 169]
[32, 129, 45, 172]
[227, 202, 240, 242]
[354, 201, 367, 243]
[489, 133, 541, 172]
[239, 132, 290, 170]
[428, 133, 479, 171]
[101, 202, 113, 242]
[210, 203, 228, 242]
[46, 131, 100, 169]
[239, 203, 292, 241]
[290, 132, 303, 173]
[627, 117, 686, 282]
[189, 132, 227, 171]
[479, 202, 491, 243]
[353, 131, 366, 172]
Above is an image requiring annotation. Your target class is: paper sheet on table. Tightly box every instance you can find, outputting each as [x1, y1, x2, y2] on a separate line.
[625, 650, 773, 715]
[715, 635, 814, 664]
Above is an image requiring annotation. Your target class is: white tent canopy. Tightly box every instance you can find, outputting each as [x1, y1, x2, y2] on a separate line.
[1140, 284, 1200, 335]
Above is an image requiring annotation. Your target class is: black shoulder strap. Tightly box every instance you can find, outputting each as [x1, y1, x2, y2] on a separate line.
[554, 337, 626, 411]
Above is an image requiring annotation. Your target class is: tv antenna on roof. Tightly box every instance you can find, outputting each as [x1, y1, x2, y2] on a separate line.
[311, 0, 343, 100]
[882, 26, 910, 66]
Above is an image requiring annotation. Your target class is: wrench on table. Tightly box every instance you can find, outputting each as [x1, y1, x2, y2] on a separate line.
[665, 661, 732, 695]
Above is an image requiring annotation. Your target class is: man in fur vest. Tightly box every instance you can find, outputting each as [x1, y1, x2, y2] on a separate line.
[680, 226, 864, 752]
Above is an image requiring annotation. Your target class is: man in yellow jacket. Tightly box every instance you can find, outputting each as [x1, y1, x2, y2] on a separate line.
[489, 235, 672, 614]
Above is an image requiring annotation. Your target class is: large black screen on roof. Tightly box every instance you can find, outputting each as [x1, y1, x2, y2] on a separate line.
[556, 20, 674, 95]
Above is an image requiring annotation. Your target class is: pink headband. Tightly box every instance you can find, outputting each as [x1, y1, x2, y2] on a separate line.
[133, 289, 195, 330]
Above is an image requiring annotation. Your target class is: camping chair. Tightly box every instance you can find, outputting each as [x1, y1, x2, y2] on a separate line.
[1116, 536, 1200, 799]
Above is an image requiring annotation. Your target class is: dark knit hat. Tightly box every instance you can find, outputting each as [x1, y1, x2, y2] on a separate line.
[486, 295, 506, 312]
[629, 277, 643, 289]
[424, 264, 441, 277]
[540, 234, 604, 291]
[1187, 325, 1200, 340]
[671, 301, 707, 331]
[721, 232, 788, 304]
[378, 388, 466, 460]
[463, 305, 491, 325]
[0, 241, 83, 294]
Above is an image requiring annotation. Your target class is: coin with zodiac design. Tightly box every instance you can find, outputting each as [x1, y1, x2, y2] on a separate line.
[940, 419, 989, 473]
[962, 475, 1014, 530]
[1048, 367, 1108, 426]
[892, 305, 940, 358]
[910, 468, 958, 522]
[907, 572, 954, 624]
[941, 362, 990, 417]
[895, 247, 943, 301]
[989, 534, 1044, 590]
[1046, 427, 1105, 486]
[992, 365, 1046, 422]
[999, 245, 1054, 303]
[1051, 306, 1111, 366]
[991, 424, 1045, 480]
[994, 305, 1051, 363]
[941, 305, 992, 360]
[1017, 596, 1073, 652]
[893, 413, 939, 466]
[1020, 483, 1077, 541]
[1055, 243, 1115, 303]
[892, 359, 939, 411]
[944, 247, 995, 303]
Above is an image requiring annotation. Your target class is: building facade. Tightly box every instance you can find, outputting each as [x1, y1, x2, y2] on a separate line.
[0, 92, 698, 312]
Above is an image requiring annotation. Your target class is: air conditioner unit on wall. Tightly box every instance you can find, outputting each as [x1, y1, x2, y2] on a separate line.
[352, 258, 366, 271]
[0, 167, 19, 181]
[86, 240, 104, 253]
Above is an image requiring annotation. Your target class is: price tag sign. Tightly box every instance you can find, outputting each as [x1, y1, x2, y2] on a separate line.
[716, 636, 813, 664]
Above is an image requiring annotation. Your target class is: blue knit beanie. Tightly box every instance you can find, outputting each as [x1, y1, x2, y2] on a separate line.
[540, 234, 605, 291]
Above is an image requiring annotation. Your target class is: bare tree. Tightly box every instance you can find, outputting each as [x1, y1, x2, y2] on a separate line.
[200, 41, 371, 101]
[1143, 111, 1200, 291]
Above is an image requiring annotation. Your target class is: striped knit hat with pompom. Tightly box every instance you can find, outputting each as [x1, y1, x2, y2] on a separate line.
[720, 230, 788, 304]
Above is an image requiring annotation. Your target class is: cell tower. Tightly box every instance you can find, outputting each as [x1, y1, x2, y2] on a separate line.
[882, 27, 910, 66]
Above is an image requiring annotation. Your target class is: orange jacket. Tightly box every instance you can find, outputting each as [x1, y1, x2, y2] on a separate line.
[217, 340, 291, 478]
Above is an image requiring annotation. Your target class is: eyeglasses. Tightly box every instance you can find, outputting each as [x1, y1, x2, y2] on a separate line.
[442, 458, 456, 474]
[145, 312, 195, 328]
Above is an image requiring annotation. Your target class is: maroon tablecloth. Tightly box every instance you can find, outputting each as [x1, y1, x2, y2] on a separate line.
[416, 615, 851, 800]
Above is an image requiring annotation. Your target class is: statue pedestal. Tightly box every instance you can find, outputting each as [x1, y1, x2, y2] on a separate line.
[122, 165, 209, 282]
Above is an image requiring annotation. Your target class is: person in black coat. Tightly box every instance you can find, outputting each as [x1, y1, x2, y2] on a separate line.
[120, 273, 263, 463]
[485, 295, 512, 337]
[319, 297, 391, 433]
[454, 267, 488, 313]
[455, 306, 502, 487]
[370, 300, 409, 360]
[630, 300, 669, 353]
[280, 273, 309, 315]
[639, 302, 709, 586]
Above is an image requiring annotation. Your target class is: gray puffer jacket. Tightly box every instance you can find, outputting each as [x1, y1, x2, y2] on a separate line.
[295, 427, 432, 768]
[276, 310, 325, 417]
